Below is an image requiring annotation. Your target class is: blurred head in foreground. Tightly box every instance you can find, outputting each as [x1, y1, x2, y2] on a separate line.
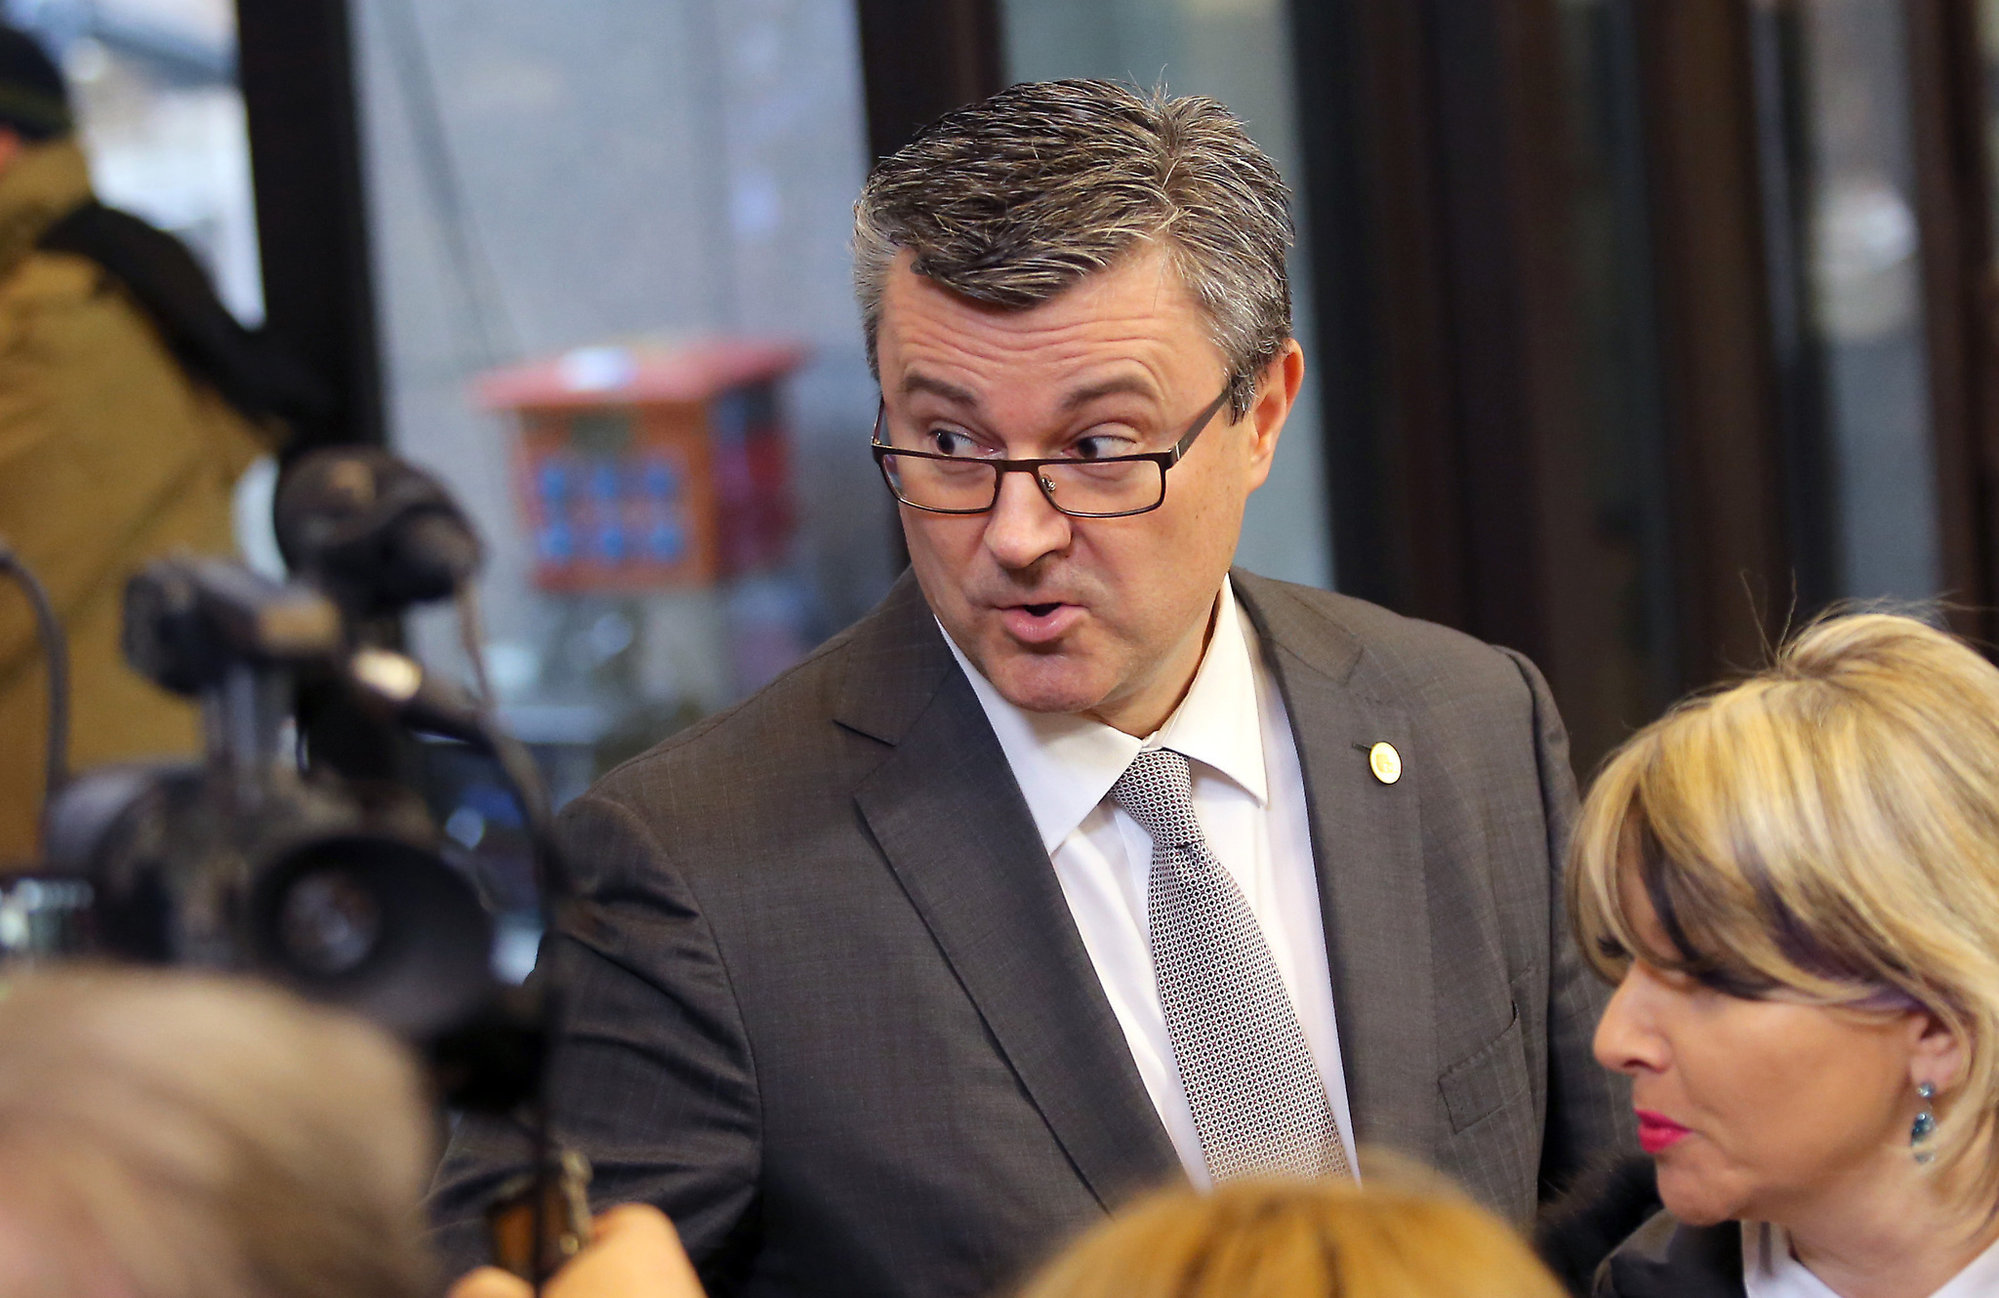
[1573, 613, 1999, 1234]
[1016, 1158, 1564, 1298]
[0, 967, 435, 1298]
[0, 22, 72, 146]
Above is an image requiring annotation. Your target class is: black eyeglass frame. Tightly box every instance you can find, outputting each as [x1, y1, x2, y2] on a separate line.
[869, 385, 1235, 519]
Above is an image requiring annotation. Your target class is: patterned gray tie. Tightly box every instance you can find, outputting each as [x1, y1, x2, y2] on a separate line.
[1112, 746, 1351, 1182]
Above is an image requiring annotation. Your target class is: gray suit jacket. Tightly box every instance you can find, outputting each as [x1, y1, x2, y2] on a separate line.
[432, 570, 1631, 1297]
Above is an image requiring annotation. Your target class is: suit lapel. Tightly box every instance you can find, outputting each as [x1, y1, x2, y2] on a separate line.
[839, 576, 1180, 1210]
[1234, 574, 1441, 1161]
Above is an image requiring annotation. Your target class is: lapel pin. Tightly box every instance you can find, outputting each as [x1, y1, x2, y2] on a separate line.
[1367, 741, 1403, 785]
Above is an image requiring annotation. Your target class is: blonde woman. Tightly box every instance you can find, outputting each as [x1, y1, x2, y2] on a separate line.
[1017, 1157, 1566, 1298]
[1571, 614, 1999, 1296]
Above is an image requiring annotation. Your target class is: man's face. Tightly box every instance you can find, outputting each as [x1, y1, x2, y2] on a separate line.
[875, 244, 1299, 736]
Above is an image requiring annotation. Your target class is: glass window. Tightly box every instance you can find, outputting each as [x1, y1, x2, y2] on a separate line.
[8, 0, 277, 568]
[1777, 0, 1942, 602]
[1000, 0, 1334, 590]
[7, 0, 262, 321]
[351, 0, 882, 809]
[1555, 0, 1943, 738]
[1554, 0, 1682, 739]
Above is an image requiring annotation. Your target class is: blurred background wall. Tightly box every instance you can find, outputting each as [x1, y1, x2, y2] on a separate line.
[15, 0, 1999, 786]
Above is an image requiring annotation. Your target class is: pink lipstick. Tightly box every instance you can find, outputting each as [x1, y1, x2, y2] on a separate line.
[1635, 1110, 1690, 1154]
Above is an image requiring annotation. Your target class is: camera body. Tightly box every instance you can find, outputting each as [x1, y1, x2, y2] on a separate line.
[17, 451, 509, 1044]
[2, 448, 583, 1268]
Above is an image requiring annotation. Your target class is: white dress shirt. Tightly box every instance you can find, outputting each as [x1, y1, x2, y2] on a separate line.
[1743, 1221, 1999, 1298]
[942, 577, 1358, 1185]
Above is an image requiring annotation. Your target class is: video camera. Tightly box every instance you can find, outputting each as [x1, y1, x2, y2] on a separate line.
[1, 445, 596, 1279]
[4, 447, 555, 1052]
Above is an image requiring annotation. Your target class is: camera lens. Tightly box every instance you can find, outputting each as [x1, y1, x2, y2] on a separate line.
[277, 870, 383, 976]
[250, 834, 493, 1037]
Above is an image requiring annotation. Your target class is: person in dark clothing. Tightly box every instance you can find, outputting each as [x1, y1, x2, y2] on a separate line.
[430, 78, 1630, 1298]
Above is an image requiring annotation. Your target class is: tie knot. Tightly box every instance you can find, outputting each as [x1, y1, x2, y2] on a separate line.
[1111, 748, 1202, 849]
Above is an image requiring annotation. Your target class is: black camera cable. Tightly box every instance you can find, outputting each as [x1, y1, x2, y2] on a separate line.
[0, 539, 70, 814]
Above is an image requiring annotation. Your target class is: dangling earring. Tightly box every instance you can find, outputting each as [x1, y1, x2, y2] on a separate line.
[1912, 1081, 1937, 1165]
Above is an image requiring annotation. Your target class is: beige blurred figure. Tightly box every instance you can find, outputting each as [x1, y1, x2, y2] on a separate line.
[0, 967, 435, 1298]
[0, 967, 705, 1298]
[1017, 1154, 1566, 1298]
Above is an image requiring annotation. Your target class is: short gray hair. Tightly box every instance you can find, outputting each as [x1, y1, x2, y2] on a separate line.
[0, 968, 436, 1298]
[854, 79, 1295, 418]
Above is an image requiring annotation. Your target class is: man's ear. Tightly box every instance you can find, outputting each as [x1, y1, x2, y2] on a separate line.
[1242, 339, 1304, 491]
[0, 130, 23, 176]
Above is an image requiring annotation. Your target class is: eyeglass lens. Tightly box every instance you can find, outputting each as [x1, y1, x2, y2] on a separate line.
[879, 453, 1166, 516]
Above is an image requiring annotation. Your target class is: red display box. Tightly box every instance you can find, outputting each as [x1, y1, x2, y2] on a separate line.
[477, 339, 806, 591]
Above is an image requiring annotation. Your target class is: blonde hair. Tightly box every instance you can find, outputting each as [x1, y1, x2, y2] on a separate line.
[1569, 612, 1999, 1209]
[1016, 1157, 1564, 1298]
[0, 967, 437, 1298]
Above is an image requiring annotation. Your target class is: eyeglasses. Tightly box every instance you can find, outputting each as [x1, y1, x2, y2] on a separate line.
[870, 386, 1233, 519]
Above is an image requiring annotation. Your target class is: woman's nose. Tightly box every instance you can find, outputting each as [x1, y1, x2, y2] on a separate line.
[1593, 969, 1668, 1075]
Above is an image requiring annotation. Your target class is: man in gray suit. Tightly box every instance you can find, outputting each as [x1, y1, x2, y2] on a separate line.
[433, 79, 1630, 1296]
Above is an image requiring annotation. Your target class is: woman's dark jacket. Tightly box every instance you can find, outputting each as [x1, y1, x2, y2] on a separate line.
[1592, 1212, 1749, 1298]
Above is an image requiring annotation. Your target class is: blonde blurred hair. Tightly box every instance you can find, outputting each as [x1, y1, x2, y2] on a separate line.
[1016, 1155, 1564, 1298]
[0, 966, 436, 1298]
[1569, 611, 1999, 1210]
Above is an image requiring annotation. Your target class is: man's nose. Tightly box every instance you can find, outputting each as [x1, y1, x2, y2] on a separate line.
[982, 467, 1072, 570]
[1592, 970, 1667, 1076]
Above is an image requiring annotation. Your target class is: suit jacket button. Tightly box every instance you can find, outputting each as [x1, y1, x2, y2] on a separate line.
[1368, 741, 1403, 784]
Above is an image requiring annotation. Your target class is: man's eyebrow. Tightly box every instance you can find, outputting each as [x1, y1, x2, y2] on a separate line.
[899, 372, 1162, 410]
[900, 373, 980, 407]
[1059, 376, 1161, 410]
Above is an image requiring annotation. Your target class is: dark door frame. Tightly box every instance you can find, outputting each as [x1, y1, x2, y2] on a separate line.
[854, 0, 1003, 162]
[1907, 0, 1999, 647]
[237, 0, 383, 454]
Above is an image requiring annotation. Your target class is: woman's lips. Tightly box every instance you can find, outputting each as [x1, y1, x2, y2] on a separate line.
[999, 602, 1083, 644]
[1635, 1110, 1691, 1154]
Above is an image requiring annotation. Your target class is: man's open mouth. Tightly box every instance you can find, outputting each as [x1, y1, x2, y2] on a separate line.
[997, 601, 1081, 643]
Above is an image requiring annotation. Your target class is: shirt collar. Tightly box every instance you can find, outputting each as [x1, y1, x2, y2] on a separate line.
[943, 575, 1270, 854]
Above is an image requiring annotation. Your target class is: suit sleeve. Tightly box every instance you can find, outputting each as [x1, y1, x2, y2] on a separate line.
[1495, 648, 1636, 1195]
[429, 790, 762, 1290]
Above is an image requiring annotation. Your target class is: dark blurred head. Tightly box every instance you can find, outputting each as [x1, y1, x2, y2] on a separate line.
[0, 24, 72, 144]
